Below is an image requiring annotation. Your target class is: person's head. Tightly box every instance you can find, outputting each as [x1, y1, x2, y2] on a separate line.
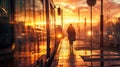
[70, 24, 72, 26]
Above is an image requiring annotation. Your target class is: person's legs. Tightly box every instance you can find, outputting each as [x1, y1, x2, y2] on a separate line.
[71, 44, 73, 53]
[70, 40, 73, 53]
[71, 41, 73, 53]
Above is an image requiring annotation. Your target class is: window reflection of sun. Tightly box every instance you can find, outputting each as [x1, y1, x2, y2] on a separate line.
[31, 45, 46, 64]
[78, 50, 92, 56]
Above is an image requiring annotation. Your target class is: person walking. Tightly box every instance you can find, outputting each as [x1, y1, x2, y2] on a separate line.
[67, 24, 76, 53]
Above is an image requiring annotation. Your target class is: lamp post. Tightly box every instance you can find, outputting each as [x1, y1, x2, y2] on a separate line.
[84, 18, 87, 55]
[100, 0, 104, 66]
[84, 18, 86, 43]
[86, 0, 96, 66]
[78, 7, 80, 40]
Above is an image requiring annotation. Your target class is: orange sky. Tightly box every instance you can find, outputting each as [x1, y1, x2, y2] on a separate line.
[15, 0, 120, 28]
[53, 0, 120, 25]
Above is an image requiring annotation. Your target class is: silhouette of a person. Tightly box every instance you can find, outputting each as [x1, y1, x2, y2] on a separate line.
[67, 24, 76, 53]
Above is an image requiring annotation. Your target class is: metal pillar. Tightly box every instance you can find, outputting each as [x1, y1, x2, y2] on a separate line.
[45, 0, 50, 58]
[84, 18, 87, 55]
[100, 0, 104, 67]
[90, 6, 93, 67]
[78, 8, 80, 40]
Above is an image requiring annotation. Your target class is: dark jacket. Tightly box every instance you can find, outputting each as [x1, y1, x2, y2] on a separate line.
[67, 24, 76, 41]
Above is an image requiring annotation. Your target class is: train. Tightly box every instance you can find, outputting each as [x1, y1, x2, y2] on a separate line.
[0, 0, 63, 67]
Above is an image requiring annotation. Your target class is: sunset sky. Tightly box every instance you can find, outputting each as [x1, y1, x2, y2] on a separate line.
[16, 0, 120, 27]
[53, 0, 120, 25]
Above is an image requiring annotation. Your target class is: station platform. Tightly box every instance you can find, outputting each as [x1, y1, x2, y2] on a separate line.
[51, 38, 88, 67]
[51, 38, 120, 67]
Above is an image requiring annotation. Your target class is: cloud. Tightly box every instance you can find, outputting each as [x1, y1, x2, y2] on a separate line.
[25, 0, 43, 10]
[54, 0, 120, 23]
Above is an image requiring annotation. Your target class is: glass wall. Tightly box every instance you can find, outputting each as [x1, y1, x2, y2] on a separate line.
[13, 0, 56, 66]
